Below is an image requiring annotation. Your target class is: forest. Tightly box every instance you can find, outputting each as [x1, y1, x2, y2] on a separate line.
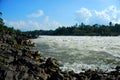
[25, 22, 120, 36]
[0, 12, 22, 35]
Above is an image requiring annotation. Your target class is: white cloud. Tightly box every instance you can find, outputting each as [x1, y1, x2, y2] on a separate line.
[27, 10, 44, 18]
[44, 16, 49, 23]
[43, 16, 61, 29]
[49, 21, 62, 29]
[5, 20, 44, 31]
[76, 5, 120, 24]
[5, 16, 62, 31]
[52, 21, 62, 27]
[76, 7, 92, 24]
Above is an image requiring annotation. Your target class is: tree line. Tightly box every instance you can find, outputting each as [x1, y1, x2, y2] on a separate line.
[0, 12, 22, 35]
[25, 22, 120, 36]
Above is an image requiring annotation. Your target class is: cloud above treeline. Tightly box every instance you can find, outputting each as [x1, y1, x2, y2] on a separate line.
[27, 10, 44, 18]
[5, 20, 44, 31]
[5, 16, 61, 31]
[5, 9, 62, 31]
[75, 5, 120, 25]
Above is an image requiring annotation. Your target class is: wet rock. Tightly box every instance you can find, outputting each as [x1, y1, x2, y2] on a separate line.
[73, 73, 87, 80]
[90, 72, 101, 80]
[85, 69, 94, 78]
[115, 66, 120, 71]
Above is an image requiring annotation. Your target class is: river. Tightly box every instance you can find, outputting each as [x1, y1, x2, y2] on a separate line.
[31, 36, 120, 73]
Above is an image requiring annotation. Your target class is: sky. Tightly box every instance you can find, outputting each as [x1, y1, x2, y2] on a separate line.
[1, 0, 120, 31]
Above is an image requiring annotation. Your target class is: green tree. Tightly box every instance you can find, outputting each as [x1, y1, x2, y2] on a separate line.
[0, 12, 4, 25]
[109, 22, 112, 27]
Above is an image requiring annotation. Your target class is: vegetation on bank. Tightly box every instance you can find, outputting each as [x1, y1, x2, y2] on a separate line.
[0, 12, 22, 34]
[25, 22, 120, 36]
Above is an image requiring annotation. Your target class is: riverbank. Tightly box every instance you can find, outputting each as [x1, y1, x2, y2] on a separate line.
[0, 32, 120, 80]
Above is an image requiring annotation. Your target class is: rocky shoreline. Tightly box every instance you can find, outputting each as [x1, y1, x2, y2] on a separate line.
[0, 31, 120, 80]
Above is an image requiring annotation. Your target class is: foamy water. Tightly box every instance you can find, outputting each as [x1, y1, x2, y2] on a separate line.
[31, 36, 120, 73]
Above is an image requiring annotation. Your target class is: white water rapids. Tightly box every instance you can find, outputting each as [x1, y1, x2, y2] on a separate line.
[31, 36, 120, 73]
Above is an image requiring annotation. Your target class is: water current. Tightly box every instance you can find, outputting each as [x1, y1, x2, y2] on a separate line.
[31, 36, 120, 73]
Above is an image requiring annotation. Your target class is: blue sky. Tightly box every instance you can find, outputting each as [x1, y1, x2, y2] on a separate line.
[1, 0, 120, 31]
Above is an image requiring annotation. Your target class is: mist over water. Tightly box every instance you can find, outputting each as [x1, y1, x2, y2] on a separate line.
[31, 36, 120, 73]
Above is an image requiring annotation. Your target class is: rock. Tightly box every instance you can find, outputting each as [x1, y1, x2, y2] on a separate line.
[23, 40, 35, 46]
[17, 50, 22, 56]
[5, 71, 14, 80]
[0, 69, 6, 80]
[62, 71, 70, 77]
[106, 78, 114, 80]
[85, 69, 94, 78]
[19, 65, 29, 72]
[31, 51, 41, 61]
[38, 73, 48, 80]
[73, 73, 87, 80]
[34, 56, 40, 61]
[45, 58, 59, 74]
[28, 74, 36, 80]
[39, 69, 48, 80]
[35, 51, 41, 55]
[21, 71, 29, 80]
[90, 72, 101, 80]
[115, 66, 120, 71]
[7, 56, 14, 63]
[46, 58, 59, 68]
[47, 71, 64, 80]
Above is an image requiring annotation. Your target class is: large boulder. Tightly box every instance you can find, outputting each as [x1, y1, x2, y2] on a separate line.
[45, 58, 59, 74]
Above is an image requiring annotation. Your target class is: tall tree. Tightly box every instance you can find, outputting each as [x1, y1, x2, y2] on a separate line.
[109, 22, 112, 27]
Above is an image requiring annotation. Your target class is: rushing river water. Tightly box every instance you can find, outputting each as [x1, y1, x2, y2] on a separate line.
[31, 36, 120, 73]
